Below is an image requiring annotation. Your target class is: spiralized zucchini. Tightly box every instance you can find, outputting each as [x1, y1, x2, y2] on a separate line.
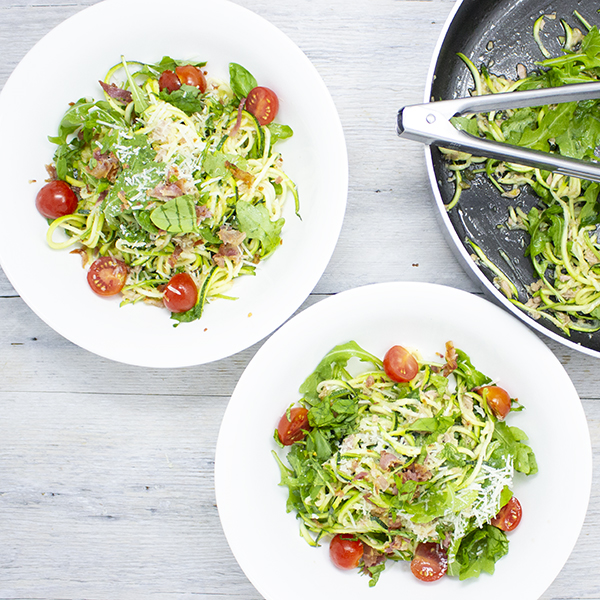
[42, 56, 298, 323]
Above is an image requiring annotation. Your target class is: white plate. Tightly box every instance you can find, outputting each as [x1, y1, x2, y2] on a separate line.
[215, 282, 591, 600]
[0, 0, 347, 367]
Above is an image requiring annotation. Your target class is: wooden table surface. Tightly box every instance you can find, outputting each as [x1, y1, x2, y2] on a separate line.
[0, 0, 598, 598]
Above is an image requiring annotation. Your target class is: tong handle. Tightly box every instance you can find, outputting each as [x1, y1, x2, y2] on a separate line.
[398, 82, 600, 182]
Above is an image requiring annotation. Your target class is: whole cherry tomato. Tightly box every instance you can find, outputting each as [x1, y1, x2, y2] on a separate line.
[36, 180, 78, 219]
[329, 534, 364, 570]
[158, 70, 181, 93]
[163, 272, 198, 313]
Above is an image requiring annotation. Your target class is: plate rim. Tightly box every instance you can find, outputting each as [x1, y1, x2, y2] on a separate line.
[215, 280, 592, 600]
[0, 0, 348, 367]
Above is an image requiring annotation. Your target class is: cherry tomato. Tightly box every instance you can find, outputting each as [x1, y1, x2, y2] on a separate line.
[35, 180, 78, 219]
[491, 496, 522, 531]
[277, 406, 310, 446]
[329, 534, 364, 570]
[383, 345, 419, 383]
[175, 65, 207, 93]
[159, 69, 181, 93]
[163, 272, 198, 313]
[478, 385, 512, 419]
[246, 86, 279, 125]
[87, 257, 128, 297]
[410, 542, 448, 582]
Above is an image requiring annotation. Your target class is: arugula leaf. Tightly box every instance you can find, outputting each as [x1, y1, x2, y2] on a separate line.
[229, 63, 257, 99]
[454, 349, 491, 389]
[451, 115, 479, 137]
[120, 56, 149, 115]
[154, 55, 206, 73]
[490, 421, 538, 475]
[299, 341, 382, 401]
[450, 525, 509, 580]
[158, 84, 204, 116]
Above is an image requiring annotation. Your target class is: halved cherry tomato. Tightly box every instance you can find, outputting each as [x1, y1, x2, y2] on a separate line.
[477, 385, 512, 419]
[410, 542, 448, 582]
[330, 534, 364, 570]
[383, 345, 419, 383]
[175, 65, 207, 93]
[491, 496, 522, 531]
[246, 86, 279, 125]
[87, 257, 128, 297]
[277, 406, 310, 445]
[163, 272, 198, 313]
[158, 69, 181, 93]
[36, 180, 78, 219]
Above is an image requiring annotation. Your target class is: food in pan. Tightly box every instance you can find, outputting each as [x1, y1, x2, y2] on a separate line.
[273, 341, 536, 585]
[444, 12, 600, 336]
[36, 57, 298, 324]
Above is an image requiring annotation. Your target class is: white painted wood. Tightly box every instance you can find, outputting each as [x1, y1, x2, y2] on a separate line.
[0, 1, 598, 599]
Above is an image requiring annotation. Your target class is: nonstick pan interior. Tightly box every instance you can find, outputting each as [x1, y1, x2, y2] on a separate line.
[425, 0, 600, 357]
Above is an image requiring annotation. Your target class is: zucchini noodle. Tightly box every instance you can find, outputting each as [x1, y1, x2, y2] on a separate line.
[41, 56, 299, 324]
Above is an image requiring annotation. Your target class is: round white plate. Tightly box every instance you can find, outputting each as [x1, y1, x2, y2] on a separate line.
[215, 282, 591, 600]
[0, 0, 347, 367]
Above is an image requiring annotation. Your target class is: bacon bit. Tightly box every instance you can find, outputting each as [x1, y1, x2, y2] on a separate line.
[225, 160, 254, 185]
[218, 225, 246, 246]
[375, 475, 390, 493]
[45, 164, 57, 181]
[364, 374, 375, 388]
[252, 253, 261, 265]
[354, 471, 369, 481]
[69, 247, 89, 267]
[195, 205, 212, 223]
[99, 80, 133, 104]
[168, 246, 183, 268]
[213, 243, 242, 267]
[148, 182, 185, 199]
[87, 149, 120, 182]
[229, 97, 246, 138]
[443, 340, 458, 377]
[401, 463, 432, 483]
[362, 545, 385, 569]
[379, 450, 401, 471]
[385, 535, 410, 553]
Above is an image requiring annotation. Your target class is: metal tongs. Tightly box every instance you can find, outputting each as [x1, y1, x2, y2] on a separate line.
[397, 81, 600, 182]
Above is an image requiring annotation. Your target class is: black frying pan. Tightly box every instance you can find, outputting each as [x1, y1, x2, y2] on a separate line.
[424, 0, 600, 358]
